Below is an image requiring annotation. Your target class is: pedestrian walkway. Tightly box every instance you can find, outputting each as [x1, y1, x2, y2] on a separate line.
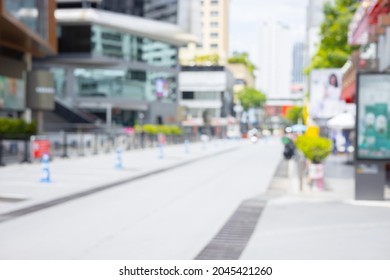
[241, 155, 390, 259]
[0, 139, 240, 219]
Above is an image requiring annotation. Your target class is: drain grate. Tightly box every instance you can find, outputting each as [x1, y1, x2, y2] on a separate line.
[195, 158, 289, 260]
[195, 199, 266, 260]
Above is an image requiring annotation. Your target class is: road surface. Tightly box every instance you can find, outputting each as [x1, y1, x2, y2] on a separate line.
[0, 139, 282, 259]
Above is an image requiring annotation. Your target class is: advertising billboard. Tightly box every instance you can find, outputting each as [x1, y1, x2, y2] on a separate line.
[356, 73, 390, 160]
[0, 75, 25, 111]
[156, 78, 169, 98]
[27, 70, 55, 110]
[309, 69, 344, 119]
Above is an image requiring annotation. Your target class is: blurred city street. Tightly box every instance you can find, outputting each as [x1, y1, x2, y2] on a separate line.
[1, 0, 390, 265]
[0, 138, 282, 259]
[1, 138, 390, 260]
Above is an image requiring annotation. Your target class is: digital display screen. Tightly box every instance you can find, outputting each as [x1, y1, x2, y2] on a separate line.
[357, 73, 390, 160]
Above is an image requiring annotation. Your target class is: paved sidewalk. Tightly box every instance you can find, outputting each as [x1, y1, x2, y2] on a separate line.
[0, 139, 240, 218]
[241, 155, 390, 259]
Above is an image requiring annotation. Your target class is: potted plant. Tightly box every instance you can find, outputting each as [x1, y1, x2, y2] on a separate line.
[296, 135, 332, 190]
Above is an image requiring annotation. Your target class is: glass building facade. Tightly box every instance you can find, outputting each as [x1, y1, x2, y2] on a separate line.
[58, 25, 178, 68]
[71, 68, 176, 102]
[33, 0, 189, 125]
[54, 23, 178, 104]
[0, 0, 56, 115]
[4, 0, 48, 40]
[57, 0, 179, 24]
[142, 0, 178, 23]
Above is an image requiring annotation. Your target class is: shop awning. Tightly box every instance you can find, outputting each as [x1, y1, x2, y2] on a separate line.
[368, 0, 390, 24]
[341, 81, 356, 103]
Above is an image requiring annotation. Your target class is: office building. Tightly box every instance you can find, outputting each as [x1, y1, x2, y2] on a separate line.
[292, 42, 305, 83]
[180, 0, 229, 65]
[34, 0, 198, 128]
[257, 20, 292, 98]
[179, 66, 234, 136]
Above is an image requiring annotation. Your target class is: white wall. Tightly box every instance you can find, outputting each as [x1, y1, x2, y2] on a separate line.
[178, 69, 233, 118]
[179, 71, 227, 92]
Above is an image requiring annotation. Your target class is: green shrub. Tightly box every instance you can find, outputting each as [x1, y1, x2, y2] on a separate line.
[143, 124, 158, 135]
[170, 126, 182, 136]
[134, 124, 142, 133]
[0, 118, 36, 138]
[296, 135, 332, 164]
[137, 124, 183, 136]
[156, 125, 170, 135]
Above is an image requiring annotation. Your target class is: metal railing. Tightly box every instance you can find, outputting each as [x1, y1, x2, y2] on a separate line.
[0, 132, 200, 166]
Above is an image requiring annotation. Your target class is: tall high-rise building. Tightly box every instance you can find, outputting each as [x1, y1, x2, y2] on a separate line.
[180, 0, 229, 65]
[256, 20, 292, 97]
[292, 42, 305, 83]
[305, 0, 327, 66]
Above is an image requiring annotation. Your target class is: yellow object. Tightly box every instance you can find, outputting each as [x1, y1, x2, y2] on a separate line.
[303, 103, 309, 125]
[305, 126, 320, 138]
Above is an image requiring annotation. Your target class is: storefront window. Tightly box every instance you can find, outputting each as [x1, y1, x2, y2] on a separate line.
[194, 91, 220, 100]
[51, 68, 66, 99]
[73, 68, 177, 102]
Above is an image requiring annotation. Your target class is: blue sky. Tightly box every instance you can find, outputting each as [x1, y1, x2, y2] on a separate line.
[229, 0, 308, 62]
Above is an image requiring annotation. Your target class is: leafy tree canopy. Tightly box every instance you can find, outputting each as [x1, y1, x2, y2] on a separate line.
[193, 54, 220, 66]
[305, 0, 358, 74]
[237, 87, 266, 111]
[286, 106, 304, 124]
[228, 52, 256, 75]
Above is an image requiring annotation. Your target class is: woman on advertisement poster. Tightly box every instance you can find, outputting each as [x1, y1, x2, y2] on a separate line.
[321, 73, 341, 118]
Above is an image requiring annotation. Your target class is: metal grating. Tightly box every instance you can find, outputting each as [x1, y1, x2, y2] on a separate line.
[195, 199, 266, 260]
[195, 158, 288, 260]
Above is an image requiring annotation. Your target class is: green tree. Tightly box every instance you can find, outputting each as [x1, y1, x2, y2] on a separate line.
[237, 87, 266, 111]
[286, 106, 304, 124]
[228, 52, 256, 75]
[305, 0, 358, 73]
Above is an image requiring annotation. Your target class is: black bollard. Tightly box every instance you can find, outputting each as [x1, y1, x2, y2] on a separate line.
[61, 131, 69, 158]
[21, 137, 31, 163]
[0, 138, 5, 166]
